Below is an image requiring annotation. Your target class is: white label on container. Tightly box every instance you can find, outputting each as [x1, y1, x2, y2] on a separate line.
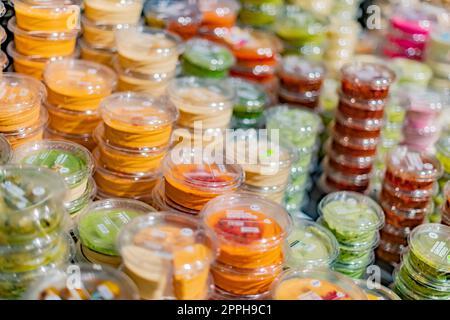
[430, 240, 449, 260]
[226, 210, 257, 220]
[240, 226, 260, 234]
[97, 224, 110, 235]
[311, 280, 321, 287]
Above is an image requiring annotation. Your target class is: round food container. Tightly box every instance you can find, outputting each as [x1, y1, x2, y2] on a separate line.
[3, 112, 47, 149]
[79, 39, 115, 68]
[83, 0, 143, 24]
[354, 280, 400, 300]
[240, 184, 286, 204]
[278, 55, 325, 94]
[65, 177, 96, 217]
[198, 0, 240, 29]
[44, 127, 96, 152]
[118, 212, 218, 300]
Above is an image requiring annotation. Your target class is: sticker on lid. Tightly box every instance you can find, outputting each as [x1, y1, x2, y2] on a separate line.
[66, 5, 81, 31]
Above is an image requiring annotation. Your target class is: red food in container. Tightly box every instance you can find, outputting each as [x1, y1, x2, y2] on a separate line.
[326, 147, 374, 175]
[323, 161, 371, 193]
[380, 181, 436, 210]
[381, 199, 429, 229]
[330, 134, 378, 158]
[380, 224, 411, 246]
[278, 55, 325, 94]
[334, 111, 383, 139]
[376, 240, 404, 265]
[278, 87, 320, 110]
[337, 92, 385, 120]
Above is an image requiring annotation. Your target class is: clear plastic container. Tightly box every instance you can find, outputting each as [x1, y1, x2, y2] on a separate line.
[278, 55, 325, 94]
[168, 77, 235, 129]
[323, 164, 372, 193]
[381, 199, 432, 229]
[201, 193, 292, 269]
[100, 92, 178, 150]
[13, 140, 94, 203]
[8, 17, 78, 58]
[278, 86, 320, 110]
[285, 219, 339, 269]
[25, 263, 139, 300]
[335, 109, 384, 138]
[83, 0, 143, 25]
[43, 59, 117, 112]
[116, 26, 182, 76]
[0, 165, 68, 245]
[427, 29, 450, 64]
[211, 286, 269, 300]
[12, 0, 80, 32]
[44, 127, 96, 152]
[332, 250, 375, 279]
[327, 144, 374, 176]
[380, 179, 436, 210]
[239, 1, 282, 27]
[79, 39, 115, 68]
[391, 58, 432, 87]
[337, 92, 386, 121]
[0, 135, 12, 165]
[271, 268, 367, 300]
[162, 146, 243, 212]
[3, 110, 47, 149]
[402, 89, 443, 129]
[240, 184, 286, 204]
[65, 177, 96, 216]
[118, 212, 218, 300]
[198, 0, 240, 29]
[151, 178, 199, 216]
[0, 26, 5, 44]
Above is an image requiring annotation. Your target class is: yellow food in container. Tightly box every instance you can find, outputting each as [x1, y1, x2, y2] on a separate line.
[4, 108, 48, 149]
[79, 39, 116, 68]
[83, 0, 143, 25]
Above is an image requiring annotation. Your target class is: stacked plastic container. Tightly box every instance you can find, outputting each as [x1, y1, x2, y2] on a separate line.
[197, 0, 240, 42]
[42, 59, 117, 151]
[318, 192, 385, 279]
[392, 224, 450, 300]
[202, 193, 292, 299]
[239, 0, 283, 29]
[0, 6, 8, 72]
[277, 55, 325, 111]
[265, 105, 322, 213]
[92, 92, 178, 203]
[0, 73, 47, 149]
[7, 0, 81, 79]
[81, 0, 143, 67]
[0, 165, 72, 299]
[321, 62, 395, 193]
[377, 146, 443, 265]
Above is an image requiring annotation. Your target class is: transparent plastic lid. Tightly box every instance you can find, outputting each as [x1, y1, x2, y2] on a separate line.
[229, 77, 267, 111]
[201, 193, 292, 248]
[100, 92, 179, 131]
[0, 135, 12, 165]
[286, 219, 339, 268]
[25, 263, 139, 300]
[274, 6, 327, 39]
[341, 61, 396, 89]
[8, 17, 79, 39]
[265, 104, 323, 135]
[13, 140, 94, 187]
[354, 279, 400, 300]
[0, 72, 47, 111]
[271, 268, 367, 300]
[44, 59, 117, 97]
[78, 199, 155, 256]
[318, 191, 385, 232]
[198, 0, 240, 14]
[280, 55, 325, 80]
[144, 0, 201, 20]
[118, 211, 218, 276]
[183, 38, 235, 71]
[409, 223, 450, 272]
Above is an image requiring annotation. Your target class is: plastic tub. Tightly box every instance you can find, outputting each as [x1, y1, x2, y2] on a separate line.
[83, 0, 143, 25]
[201, 193, 292, 269]
[150, 179, 199, 216]
[44, 127, 96, 151]
[118, 212, 218, 300]
[65, 177, 96, 216]
[427, 29, 450, 64]
[43, 59, 116, 112]
[165, 3, 202, 40]
[240, 184, 286, 204]
[332, 251, 375, 279]
[100, 92, 178, 150]
[278, 55, 325, 94]
[380, 180, 436, 210]
[168, 77, 235, 129]
[278, 87, 320, 110]
[239, 1, 282, 27]
[323, 165, 371, 193]
[79, 39, 115, 68]
[337, 92, 386, 121]
[8, 18, 78, 58]
[198, 0, 240, 29]
[381, 200, 432, 229]
[3, 108, 48, 149]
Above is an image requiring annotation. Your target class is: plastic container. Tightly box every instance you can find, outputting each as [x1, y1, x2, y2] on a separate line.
[65, 177, 96, 216]
[381, 200, 432, 229]
[165, 3, 202, 40]
[12, 0, 80, 32]
[79, 39, 115, 68]
[239, 1, 282, 27]
[115, 26, 182, 76]
[271, 268, 367, 300]
[391, 58, 432, 87]
[198, 0, 240, 29]
[13, 140, 94, 203]
[201, 193, 292, 269]
[100, 92, 178, 150]
[168, 77, 235, 129]
[278, 87, 320, 110]
[278, 55, 325, 94]
[43, 59, 117, 112]
[327, 146, 374, 175]
[442, 181, 450, 227]
[380, 180, 436, 210]
[83, 0, 143, 25]
[427, 29, 450, 64]
[150, 178, 199, 216]
[334, 109, 384, 139]
[211, 286, 269, 300]
[318, 191, 384, 249]
[144, 0, 199, 30]
[26, 263, 139, 300]
[3, 115, 47, 149]
[8, 18, 78, 58]
[118, 212, 218, 300]
[162, 146, 243, 212]
[402, 89, 443, 129]
[240, 184, 285, 204]
[354, 279, 400, 300]
[337, 93, 386, 121]
[44, 127, 96, 152]
[332, 251, 375, 279]
[182, 38, 235, 79]
[285, 220, 339, 269]
[323, 165, 371, 193]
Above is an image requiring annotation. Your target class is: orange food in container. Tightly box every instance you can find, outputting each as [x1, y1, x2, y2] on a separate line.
[4, 108, 48, 149]
[198, 0, 240, 29]
[79, 39, 115, 68]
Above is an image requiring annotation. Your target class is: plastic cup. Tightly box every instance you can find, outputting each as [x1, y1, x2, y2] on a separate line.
[65, 177, 96, 217]
[198, 0, 240, 29]
[79, 39, 115, 68]
[83, 0, 143, 25]
[44, 127, 96, 152]
[278, 55, 325, 94]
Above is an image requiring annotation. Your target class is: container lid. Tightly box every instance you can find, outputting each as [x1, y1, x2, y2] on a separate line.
[0, 72, 47, 111]
[265, 104, 323, 135]
[386, 146, 443, 182]
[279, 55, 325, 81]
[13, 140, 94, 188]
[144, 0, 201, 22]
[198, 0, 240, 14]
[43, 59, 117, 97]
[100, 92, 179, 131]
[274, 6, 327, 40]
[118, 211, 218, 276]
[78, 199, 155, 256]
[318, 191, 385, 232]
[25, 263, 139, 300]
[331, 126, 380, 150]
[335, 109, 384, 131]
[409, 223, 450, 272]
[163, 145, 243, 192]
[112, 57, 176, 81]
[341, 61, 396, 89]
[338, 90, 386, 111]
[6, 41, 80, 64]
[286, 219, 339, 268]
[183, 38, 234, 72]
[201, 193, 292, 248]
[271, 268, 367, 300]
[168, 76, 235, 110]
[0, 135, 12, 165]
[229, 77, 267, 112]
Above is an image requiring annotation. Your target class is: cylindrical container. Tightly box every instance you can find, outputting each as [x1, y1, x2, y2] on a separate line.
[3, 111, 48, 149]
[65, 176, 96, 217]
[198, 0, 240, 29]
[79, 39, 115, 68]
[44, 127, 96, 152]
[83, 0, 143, 25]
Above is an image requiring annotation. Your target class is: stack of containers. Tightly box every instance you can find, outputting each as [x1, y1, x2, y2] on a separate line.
[330, 0, 359, 21]
[0, 73, 47, 149]
[80, 0, 143, 68]
[392, 224, 450, 300]
[321, 62, 395, 194]
[277, 55, 325, 111]
[435, 131, 450, 222]
[0, 165, 71, 299]
[7, 0, 81, 79]
[376, 146, 443, 266]
[114, 26, 182, 96]
[0, 13, 8, 71]
[442, 181, 450, 226]
[202, 193, 292, 299]
[265, 105, 322, 213]
[274, 6, 328, 61]
[42, 59, 117, 151]
[93, 92, 178, 203]
[223, 26, 282, 103]
[318, 192, 385, 279]
[197, 0, 240, 42]
[239, 0, 283, 29]
[12, 140, 96, 218]
[154, 146, 243, 216]
[118, 212, 218, 300]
